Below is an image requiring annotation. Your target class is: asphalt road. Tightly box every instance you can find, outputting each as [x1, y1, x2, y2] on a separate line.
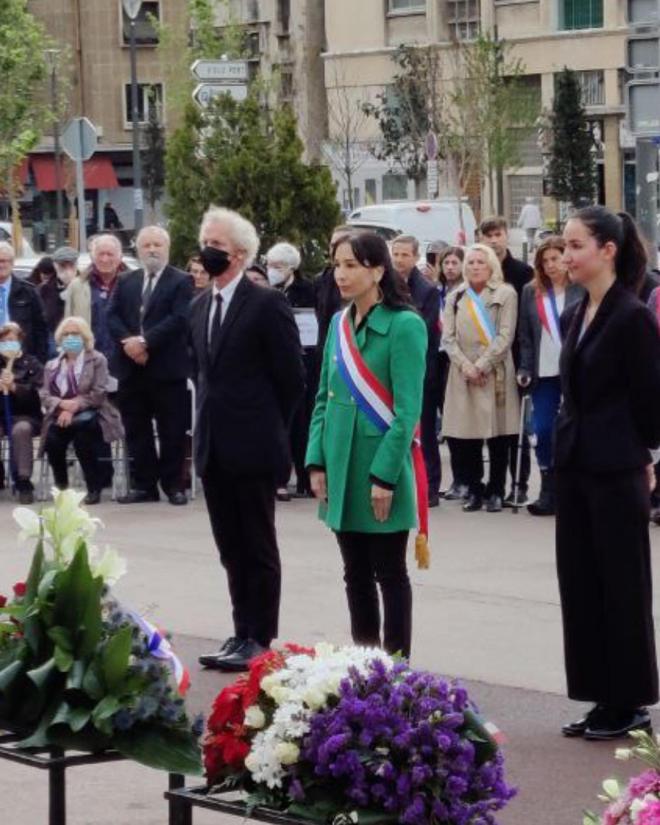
[1, 468, 657, 824]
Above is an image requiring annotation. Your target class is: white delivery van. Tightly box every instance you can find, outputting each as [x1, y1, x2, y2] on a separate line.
[347, 200, 477, 252]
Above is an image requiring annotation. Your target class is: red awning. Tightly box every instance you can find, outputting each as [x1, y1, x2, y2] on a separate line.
[31, 155, 119, 191]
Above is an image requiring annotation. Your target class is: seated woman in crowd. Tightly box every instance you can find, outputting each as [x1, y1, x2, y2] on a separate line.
[0, 322, 43, 504]
[442, 244, 519, 513]
[40, 316, 122, 505]
[518, 237, 583, 516]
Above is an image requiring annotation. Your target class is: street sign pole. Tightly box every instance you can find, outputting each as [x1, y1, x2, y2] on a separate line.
[75, 135, 87, 252]
[129, 14, 144, 234]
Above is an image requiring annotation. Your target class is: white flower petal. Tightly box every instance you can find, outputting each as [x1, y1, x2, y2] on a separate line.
[12, 507, 41, 539]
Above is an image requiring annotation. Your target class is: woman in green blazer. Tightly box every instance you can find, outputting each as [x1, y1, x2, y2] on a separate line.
[305, 232, 427, 657]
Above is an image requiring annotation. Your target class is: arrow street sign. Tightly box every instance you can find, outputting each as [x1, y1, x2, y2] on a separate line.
[191, 59, 248, 83]
[61, 117, 98, 162]
[193, 83, 248, 108]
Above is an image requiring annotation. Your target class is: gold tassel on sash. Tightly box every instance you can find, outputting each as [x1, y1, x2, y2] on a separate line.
[415, 533, 430, 570]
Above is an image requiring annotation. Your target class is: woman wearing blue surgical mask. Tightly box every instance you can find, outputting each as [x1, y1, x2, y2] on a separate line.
[39, 316, 123, 505]
[0, 322, 43, 503]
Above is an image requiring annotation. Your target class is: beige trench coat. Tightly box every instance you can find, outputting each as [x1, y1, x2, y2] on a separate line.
[441, 280, 520, 439]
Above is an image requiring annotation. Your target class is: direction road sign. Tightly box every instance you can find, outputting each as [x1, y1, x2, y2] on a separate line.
[61, 117, 98, 162]
[191, 59, 248, 83]
[193, 83, 248, 107]
[627, 80, 660, 136]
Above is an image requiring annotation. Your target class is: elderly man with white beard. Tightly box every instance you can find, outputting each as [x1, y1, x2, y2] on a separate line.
[107, 226, 193, 505]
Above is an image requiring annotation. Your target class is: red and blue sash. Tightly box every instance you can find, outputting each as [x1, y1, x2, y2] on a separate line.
[334, 308, 430, 569]
[128, 610, 191, 695]
[535, 287, 562, 345]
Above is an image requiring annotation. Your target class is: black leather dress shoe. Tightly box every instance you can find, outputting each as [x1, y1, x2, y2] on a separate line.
[463, 494, 483, 512]
[428, 493, 440, 508]
[83, 490, 101, 506]
[167, 491, 188, 506]
[584, 708, 651, 741]
[504, 490, 528, 507]
[486, 494, 503, 513]
[198, 637, 244, 668]
[210, 639, 268, 673]
[118, 488, 160, 504]
[562, 705, 605, 737]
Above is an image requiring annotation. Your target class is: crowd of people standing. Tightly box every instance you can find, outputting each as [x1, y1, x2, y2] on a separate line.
[2, 203, 660, 743]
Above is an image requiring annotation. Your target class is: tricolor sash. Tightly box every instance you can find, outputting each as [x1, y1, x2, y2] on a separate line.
[465, 287, 496, 346]
[128, 610, 191, 695]
[334, 308, 430, 569]
[535, 287, 562, 346]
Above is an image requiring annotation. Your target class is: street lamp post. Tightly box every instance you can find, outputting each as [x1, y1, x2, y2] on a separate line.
[123, 0, 144, 235]
[44, 48, 64, 247]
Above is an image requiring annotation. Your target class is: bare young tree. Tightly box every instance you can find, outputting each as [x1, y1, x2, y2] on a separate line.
[322, 66, 371, 211]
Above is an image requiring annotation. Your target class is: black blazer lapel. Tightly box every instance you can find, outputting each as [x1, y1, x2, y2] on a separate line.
[195, 289, 213, 369]
[575, 280, 621, 355]
[210, 276, 252, 365]
[142, 266, 172, 323]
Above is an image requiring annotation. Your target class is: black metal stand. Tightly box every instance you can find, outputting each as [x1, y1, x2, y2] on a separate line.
[165, 785, 327, 825]
[0, 730, 185, 825]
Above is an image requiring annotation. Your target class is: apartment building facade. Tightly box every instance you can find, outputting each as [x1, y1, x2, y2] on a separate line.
[23, 0, 187, 239]
[324, 0, 632, 223]
[210, 0, 327, 160]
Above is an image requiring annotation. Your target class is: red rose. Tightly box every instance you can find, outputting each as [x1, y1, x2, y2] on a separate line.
[13, 583, 26, 598]
[220, 734, 250, 770]
[0, 595, 7, 608]
[208, 683, 247, 732]
[284, 643, 316, 656]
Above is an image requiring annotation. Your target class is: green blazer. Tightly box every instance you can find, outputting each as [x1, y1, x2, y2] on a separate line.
[305, 303, 427, 533]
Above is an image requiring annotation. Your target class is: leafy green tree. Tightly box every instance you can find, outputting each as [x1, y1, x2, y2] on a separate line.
[0, 1, 57, 245]
[165, 95, 340, 271]
[547, 67, 595, 208]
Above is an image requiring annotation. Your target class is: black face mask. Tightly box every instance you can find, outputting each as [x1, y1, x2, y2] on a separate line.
[199, 246, 231, 277]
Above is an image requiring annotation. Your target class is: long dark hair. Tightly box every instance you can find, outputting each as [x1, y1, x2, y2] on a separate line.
[438, 245, 465, 287]
[28, 256, 56, 286]
[331, 232, 413, 310]
[573, 206, 647, 292]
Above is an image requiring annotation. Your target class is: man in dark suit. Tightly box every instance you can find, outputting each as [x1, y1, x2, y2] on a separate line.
[0, 241, 48, 363]
[191, 207, 305, 672]
[391, 234, 442, 506]
[479, 216, 533, 505]
[107, 226, 193, 505]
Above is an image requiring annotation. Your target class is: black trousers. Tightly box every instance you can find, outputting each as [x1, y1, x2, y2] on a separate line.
[335, 530, 412, 658]
[556, 468, 658, 708]
[45, 418, 105, 492]
[202, 464, 280, 647]
[118, 376, 187, 493]
[421, 381, 442, 495]
[452, 436, 509, 498]
[445, 437, 468, 488]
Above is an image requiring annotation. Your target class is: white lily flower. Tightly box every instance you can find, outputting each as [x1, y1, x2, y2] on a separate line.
[13, 507, 42, 541]
[602, 779, 620, 799]
[92, 547, 127, 585]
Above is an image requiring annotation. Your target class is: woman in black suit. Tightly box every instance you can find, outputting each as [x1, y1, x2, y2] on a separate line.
[557, 206, 660, 741]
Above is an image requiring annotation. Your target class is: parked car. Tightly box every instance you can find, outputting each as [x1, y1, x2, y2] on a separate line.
[348, 200, 477, 254]
[0, 222, 35, 258]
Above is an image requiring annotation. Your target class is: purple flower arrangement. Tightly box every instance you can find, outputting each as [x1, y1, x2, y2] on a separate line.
[205, 644, 515, 825]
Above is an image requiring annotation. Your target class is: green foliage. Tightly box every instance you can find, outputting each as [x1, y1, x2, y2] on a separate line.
[165, 94, 340, 272]
[547, 68, 595, 207]
[362, 45, 441, 183]
[0, 0, 58, 222]
[0, 542, 201, 775]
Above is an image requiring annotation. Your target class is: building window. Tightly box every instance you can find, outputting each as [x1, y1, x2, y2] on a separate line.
[121, 1, 160, 46]
[365, 178, 378, 204]
[388, 0, 426, 13]
[277, 0, 290, 33]
[576, 70, 605, 106]
[559, 0, 603, 31]
[382, 173, 408, 201]
[279, 71, 293, 101]
[123, 83, 163, 128]
[447, 0, 480, 41]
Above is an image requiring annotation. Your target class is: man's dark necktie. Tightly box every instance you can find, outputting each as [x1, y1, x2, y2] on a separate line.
[141, 271, 156, 321]
[209, 293, 223, 353]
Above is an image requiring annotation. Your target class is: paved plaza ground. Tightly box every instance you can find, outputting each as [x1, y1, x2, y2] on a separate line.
[1, 468, 657, 824]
